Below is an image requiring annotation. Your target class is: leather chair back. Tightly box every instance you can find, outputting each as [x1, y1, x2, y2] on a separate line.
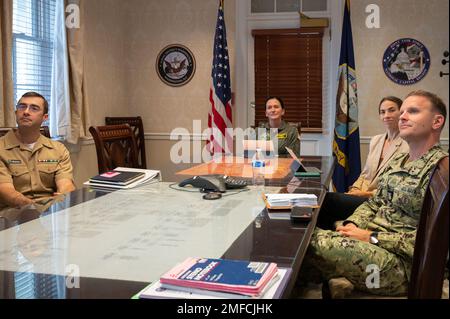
[409, 156, 449, 298]
[105, 117, 147, 168]
[89, 124, 140, 174]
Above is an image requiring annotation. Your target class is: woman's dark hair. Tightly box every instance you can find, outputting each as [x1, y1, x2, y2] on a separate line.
[265, 96, 285, 109]
[378, 96, 403, 113]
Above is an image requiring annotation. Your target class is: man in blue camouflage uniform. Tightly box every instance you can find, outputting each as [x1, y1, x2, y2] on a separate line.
[303, 90, 448, 296]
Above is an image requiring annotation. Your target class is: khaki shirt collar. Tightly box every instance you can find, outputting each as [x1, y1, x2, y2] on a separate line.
[4, 129, 53, 150]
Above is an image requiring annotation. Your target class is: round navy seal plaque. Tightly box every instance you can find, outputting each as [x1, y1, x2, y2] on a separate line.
[383, 38, 431, 85]
[156, 44, 196, 87]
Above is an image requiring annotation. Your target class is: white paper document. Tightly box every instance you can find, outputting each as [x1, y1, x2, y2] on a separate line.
[265, 193, 318, 207]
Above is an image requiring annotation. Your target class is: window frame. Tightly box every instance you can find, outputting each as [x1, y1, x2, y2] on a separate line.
[12, 0, 56, 113]
[252, 27, 325, 132]
[250, 0, 329, 15]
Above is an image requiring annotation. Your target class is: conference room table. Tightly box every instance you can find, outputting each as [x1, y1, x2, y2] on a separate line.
[0, 156, 334, 299]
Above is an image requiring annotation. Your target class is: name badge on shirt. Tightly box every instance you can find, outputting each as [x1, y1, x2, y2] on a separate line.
[38, 159, 59, 164]
[7, 160, 22, 164]
[276, 133, 287, 139]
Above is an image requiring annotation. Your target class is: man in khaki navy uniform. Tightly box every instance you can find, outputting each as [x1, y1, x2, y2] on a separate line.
[301, 90, 448, 296]
[0, 92, 75, 209]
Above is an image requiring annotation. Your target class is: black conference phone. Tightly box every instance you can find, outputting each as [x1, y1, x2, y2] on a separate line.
[178, 175, 247, 193]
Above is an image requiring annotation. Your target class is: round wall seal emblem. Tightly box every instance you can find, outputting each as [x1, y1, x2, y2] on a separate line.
[383, 38, 431, 85]
[156, 44, 196, 87]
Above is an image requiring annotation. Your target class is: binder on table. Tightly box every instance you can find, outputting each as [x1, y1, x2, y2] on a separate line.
[156, 257, 278, 297]
[84, 167, 161, 189]
[90, 170, 145, 186]
[136, 268, 291, 299]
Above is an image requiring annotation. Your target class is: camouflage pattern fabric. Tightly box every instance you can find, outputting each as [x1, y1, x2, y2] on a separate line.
[305, 145, 448, 296]
[307, 229, 409, 295]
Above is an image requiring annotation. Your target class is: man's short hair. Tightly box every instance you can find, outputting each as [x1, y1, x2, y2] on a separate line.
[406, 90, 447, 127]
[378, 96, 403, 113]
[19, 92, 49, 115]
[265, 96, 285, 109]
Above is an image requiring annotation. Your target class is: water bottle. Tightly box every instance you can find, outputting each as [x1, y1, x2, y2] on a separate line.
[252, 148, 265, 190]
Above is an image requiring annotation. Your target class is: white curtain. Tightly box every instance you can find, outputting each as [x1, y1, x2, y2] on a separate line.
[50, 0, 71, 140]
[1, 0, 14, 127]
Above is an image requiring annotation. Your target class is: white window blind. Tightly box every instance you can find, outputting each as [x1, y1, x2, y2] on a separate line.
[251, 0, 328, 13]
[12, 0, 56, 111]
[11, 0, 62, 299]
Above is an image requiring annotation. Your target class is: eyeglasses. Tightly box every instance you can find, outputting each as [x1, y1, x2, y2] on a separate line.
[16, 103, 42, 113]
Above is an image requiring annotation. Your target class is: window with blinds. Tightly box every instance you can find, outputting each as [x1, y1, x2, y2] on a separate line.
[251, 0, 328, 13]
[12, 0, 56, 112]
[253, 28, 324, 132]
[11, 0, 61, 299]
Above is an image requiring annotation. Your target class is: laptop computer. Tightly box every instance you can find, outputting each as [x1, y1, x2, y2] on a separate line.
[285, 147, 322, 176]
[242, 140, 275, 158]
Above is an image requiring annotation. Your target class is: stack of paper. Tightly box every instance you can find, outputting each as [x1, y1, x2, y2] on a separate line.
[83, 167, 160, 189]
[264, 193, 318, 209]
[89, 171, 145, 186]
[137, 268, 291, 299]
[151, 257, 279, 298]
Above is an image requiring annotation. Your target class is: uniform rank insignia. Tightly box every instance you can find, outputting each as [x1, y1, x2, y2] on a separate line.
[276, 133, 287, 139]
[38, 159, 59, 163]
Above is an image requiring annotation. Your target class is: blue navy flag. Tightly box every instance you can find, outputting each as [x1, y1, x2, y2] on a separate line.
[207, 0, 233, 155]
[332, 0, 361, 192]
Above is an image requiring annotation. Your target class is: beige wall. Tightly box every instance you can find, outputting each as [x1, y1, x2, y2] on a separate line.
[352, 0, 449, 138]
[123, 0, 236, 133]
[72, 0, 448, 184]
[70, 143, 97, 187]
[73, 0, 236, 184]
[83, 0, 236, 131]
[84, 0, 129, 125]
[69, 0, 131, 186]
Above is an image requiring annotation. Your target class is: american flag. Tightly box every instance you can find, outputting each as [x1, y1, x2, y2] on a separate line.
[207, 0, 232, 155]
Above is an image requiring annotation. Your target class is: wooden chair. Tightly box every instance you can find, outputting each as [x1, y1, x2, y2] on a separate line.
[0, 126, 51, 138]
[324, 156, 449, 299]
[40, 126, 51, 138]
[105, 117, 147, 169]
[408, 156, 449, 298]
[89, 124, 140, 174]
[0, 128, 11, 138]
